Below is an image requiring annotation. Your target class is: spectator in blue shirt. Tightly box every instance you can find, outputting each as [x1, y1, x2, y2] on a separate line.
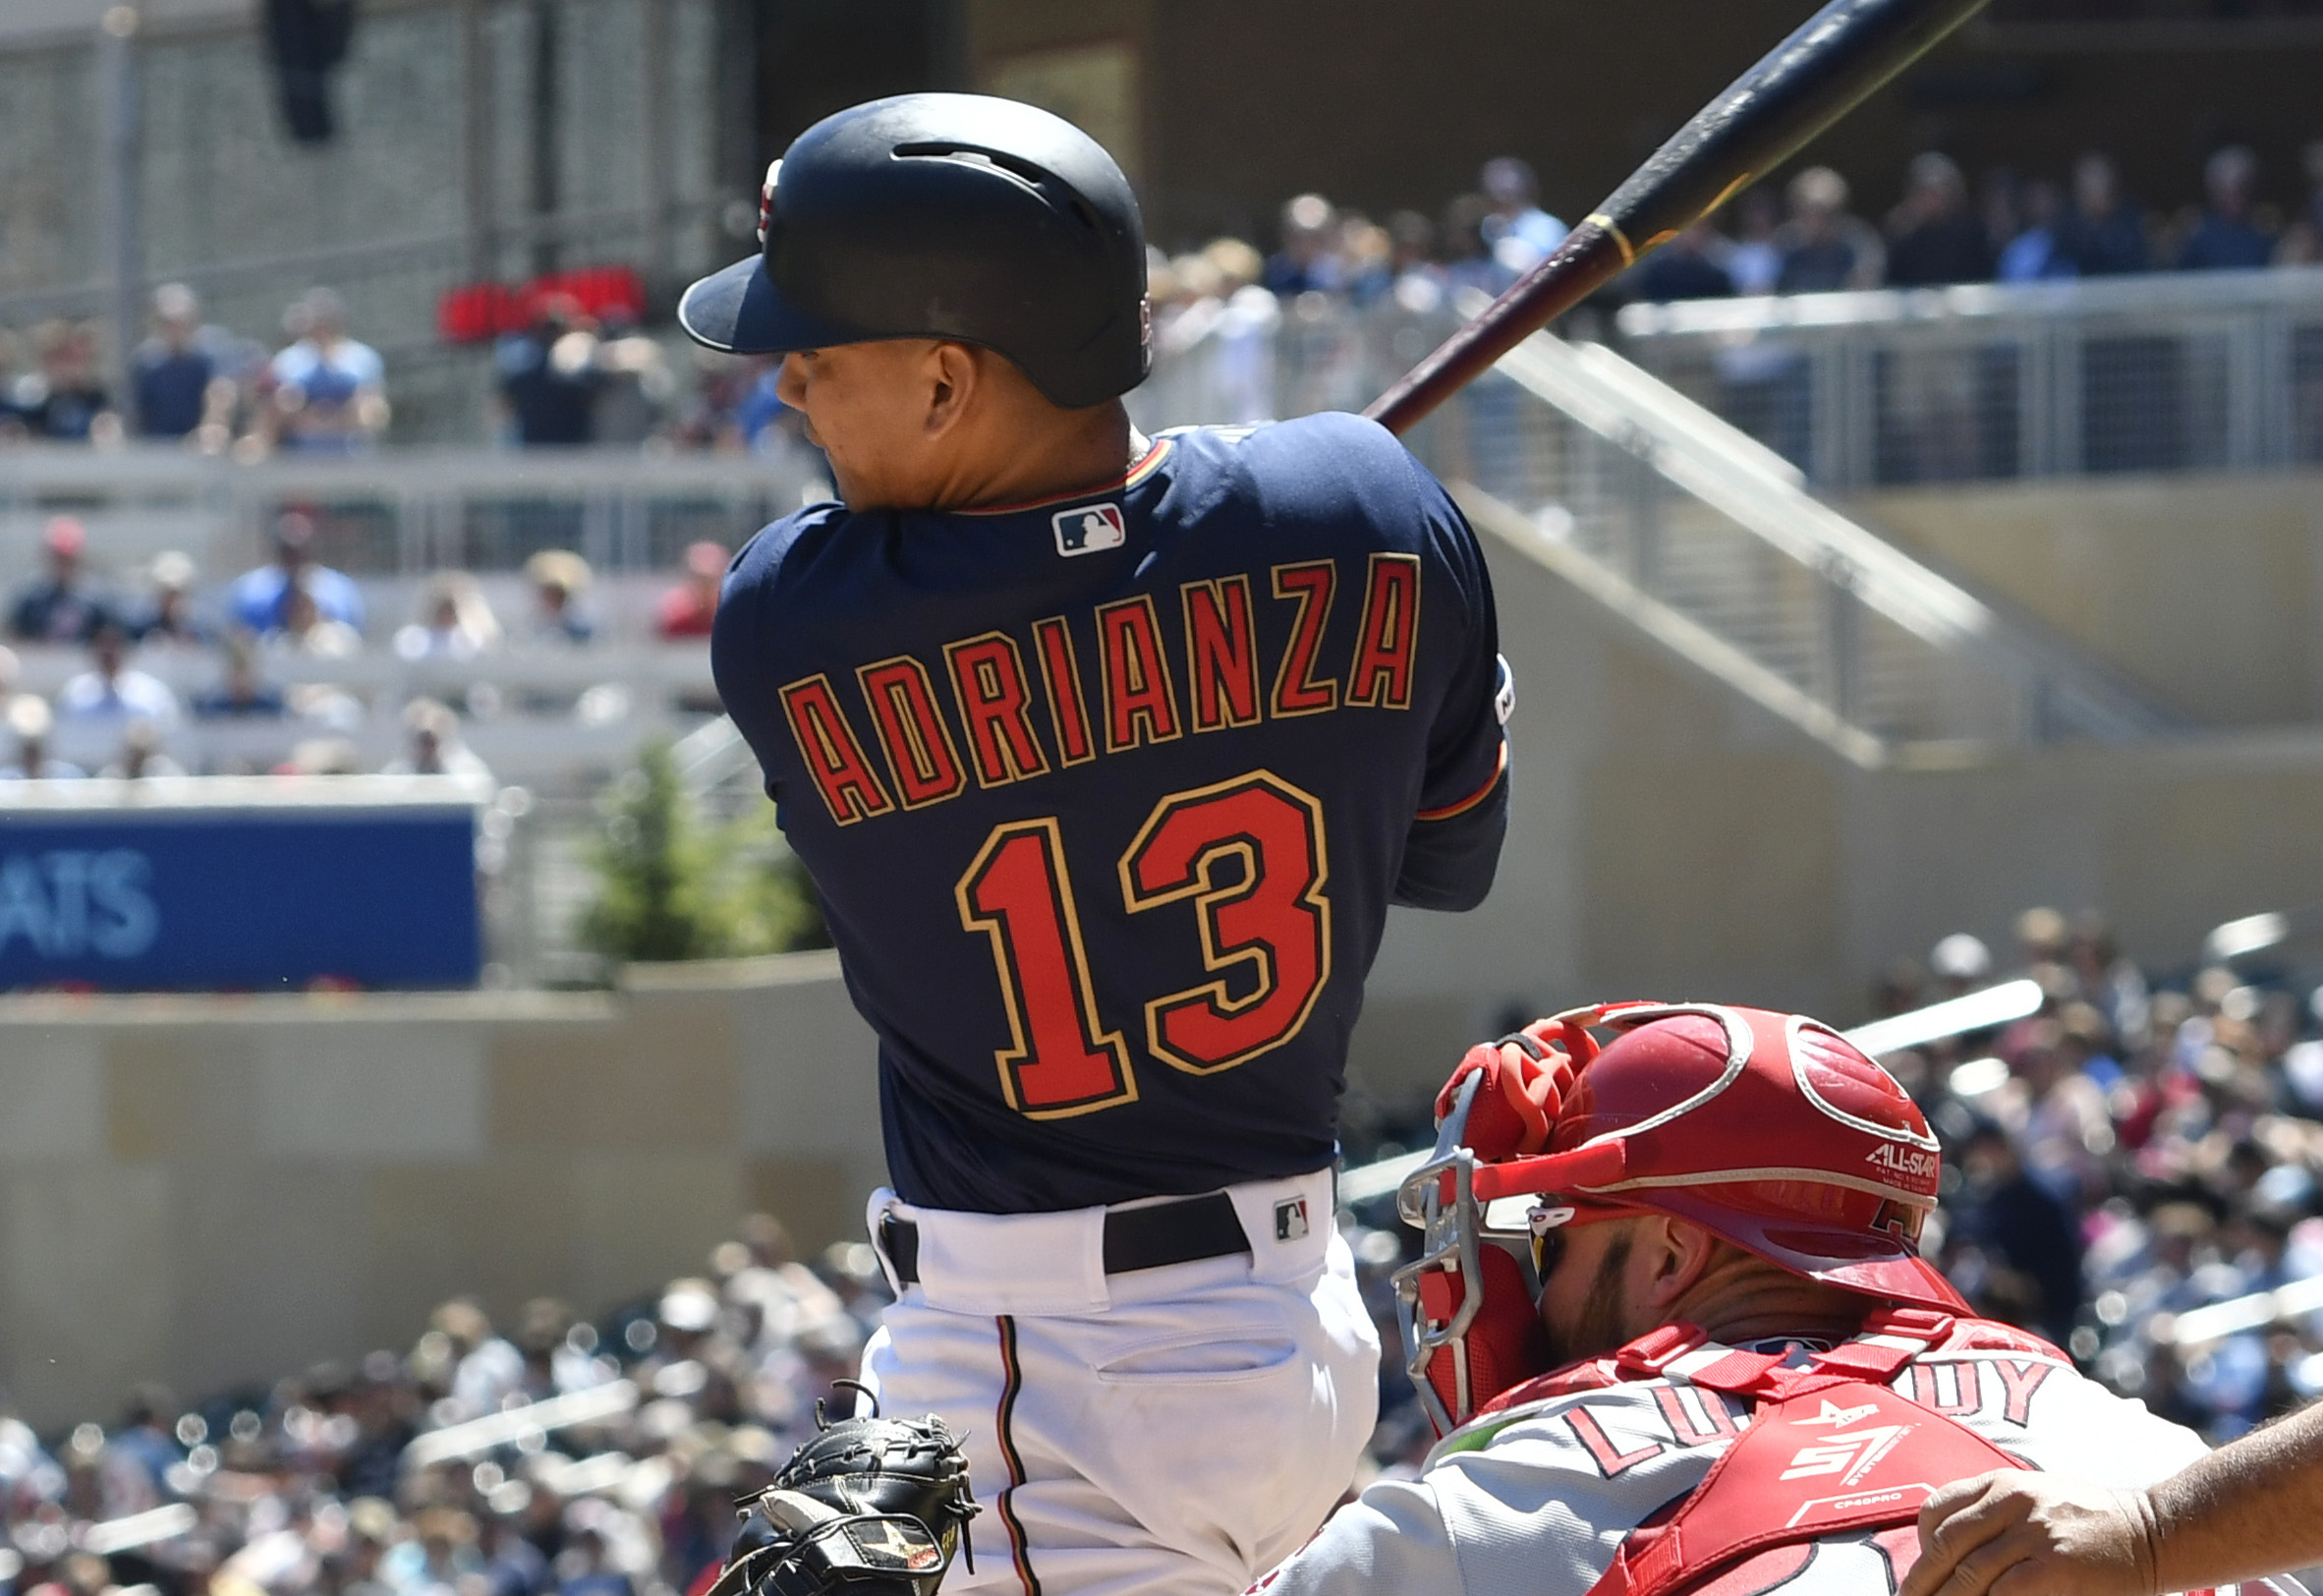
[192, 640, 288, 719]
[1998, 179, 2078, 282]
[1262, 193, 1344, 296]
[1632, 220, 1736, 302]
[2179, 145, 2276, 271]
[732, 357, 792, 454]
[482, 1508, 550, 1596]
[102, 1386, 181, 1514]
[554, 1526, 633, 1596]
[498, 297, 602, 447]
[264, 287, 388, 453]
[1480, 155, 1568, 275]
[227, 511, 365, 636]
[1777, 165, 1885, 292]
[8, 518, 115, 645]
[132, 285, 222, 440]
[2055, 153, 2150, 275]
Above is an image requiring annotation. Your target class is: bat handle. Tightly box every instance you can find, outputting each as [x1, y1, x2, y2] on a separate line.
[1364, 220, 1633, 437]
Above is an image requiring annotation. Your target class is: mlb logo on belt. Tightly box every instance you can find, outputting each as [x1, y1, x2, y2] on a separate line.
[1054, 502, 1126, 556]
[1275, 1198, 1309, 1241]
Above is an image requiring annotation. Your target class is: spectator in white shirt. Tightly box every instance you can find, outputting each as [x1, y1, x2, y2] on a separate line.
[394, 572, 503, 661]
[55, 621, 180, 739]
[383, 698, 493, 783]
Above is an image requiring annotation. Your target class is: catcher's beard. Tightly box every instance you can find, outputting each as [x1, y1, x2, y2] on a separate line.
[1542, 1234, 1635, 1368]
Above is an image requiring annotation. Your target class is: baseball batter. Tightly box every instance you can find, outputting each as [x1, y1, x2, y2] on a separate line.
[679, 94, 1510, 1596]
[1249, 1004, 2307, 1596]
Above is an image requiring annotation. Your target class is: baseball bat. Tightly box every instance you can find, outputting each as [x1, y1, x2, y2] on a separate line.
[1365, 0, 1992, 436]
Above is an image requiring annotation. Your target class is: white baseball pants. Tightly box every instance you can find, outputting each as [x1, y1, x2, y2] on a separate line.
[858, 1168, 1380, 1596]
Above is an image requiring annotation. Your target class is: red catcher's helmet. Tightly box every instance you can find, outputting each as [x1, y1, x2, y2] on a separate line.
[1472, 1001, 1967, 1314]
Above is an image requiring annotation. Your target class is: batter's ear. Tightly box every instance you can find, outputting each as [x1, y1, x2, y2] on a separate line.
[922, 340, 983, 436]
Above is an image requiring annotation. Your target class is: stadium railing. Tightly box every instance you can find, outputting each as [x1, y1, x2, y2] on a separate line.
[1615, 265, 2323, 489]
[9, 641, 716, 781]
[0, 443, 828, 582]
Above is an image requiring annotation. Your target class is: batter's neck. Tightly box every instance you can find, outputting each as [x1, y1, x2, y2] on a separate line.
[949, 400, 1141, 512]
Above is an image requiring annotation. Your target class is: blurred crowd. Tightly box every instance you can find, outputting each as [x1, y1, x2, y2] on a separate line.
[0, 283, 799, 460]
[0, 511, 731, 781]
[0, 288, 389, 456]
[0, 1217, 891, 1596]
[1145, 140, 2323, 339]
[10, 143, 2323, 456]
[1863, 906, 2323, 1446]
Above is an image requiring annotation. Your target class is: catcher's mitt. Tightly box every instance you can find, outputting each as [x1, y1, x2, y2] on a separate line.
[706, 1383, 978, 1596]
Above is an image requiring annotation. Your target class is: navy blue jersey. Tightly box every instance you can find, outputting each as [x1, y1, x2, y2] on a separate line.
[713, 414, 1507, 1212]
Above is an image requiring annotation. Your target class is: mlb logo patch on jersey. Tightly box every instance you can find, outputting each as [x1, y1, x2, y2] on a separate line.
[1275, 1197, 1310, 1242]
[1053, 502, 1126, 556]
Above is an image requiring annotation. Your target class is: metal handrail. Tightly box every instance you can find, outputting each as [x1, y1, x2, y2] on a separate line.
[1617, 263, 2323, 337]
[672, 714, 759, 798]
[1615, 265, 2323, 487]
[6, 641, 712, 697]
[0, 442, 819, 494]
[0, 443, 827, 579]
[1490, 331, 2171, 745]
[1454, 480, 1892, 768]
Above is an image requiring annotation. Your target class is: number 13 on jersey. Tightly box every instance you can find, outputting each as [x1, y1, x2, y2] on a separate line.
[954, 770, 1332, 1118]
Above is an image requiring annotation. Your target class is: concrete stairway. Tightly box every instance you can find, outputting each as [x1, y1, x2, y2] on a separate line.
[1436, 333, 2172, 768]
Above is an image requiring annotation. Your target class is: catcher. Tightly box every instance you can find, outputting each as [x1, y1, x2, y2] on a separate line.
[1248, 1002, 2310, 1596]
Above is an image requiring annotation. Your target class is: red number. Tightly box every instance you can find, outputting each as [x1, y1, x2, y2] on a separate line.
[1121, 773, 1331, 1073]
[955, 819, 1137, 1116]
[957, 773, 1332, 1115]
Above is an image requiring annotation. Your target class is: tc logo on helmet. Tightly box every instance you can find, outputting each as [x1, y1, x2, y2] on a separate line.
[1054, 503, 1126, 556]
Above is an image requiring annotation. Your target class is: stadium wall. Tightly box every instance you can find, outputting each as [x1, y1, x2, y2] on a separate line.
[966, 0, 2323, 256]
[1860, 470, 2323, 728]
[0, 952, 879, 1431]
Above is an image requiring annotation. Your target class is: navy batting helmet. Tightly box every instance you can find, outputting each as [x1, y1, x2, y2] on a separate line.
[678, 93, 1150, 410]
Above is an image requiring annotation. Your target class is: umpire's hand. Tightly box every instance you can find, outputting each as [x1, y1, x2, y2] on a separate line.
[1903, 1473, 2162, 1596]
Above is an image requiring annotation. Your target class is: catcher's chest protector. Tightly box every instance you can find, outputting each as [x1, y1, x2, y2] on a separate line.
[1582, 1311, 2026, 1596]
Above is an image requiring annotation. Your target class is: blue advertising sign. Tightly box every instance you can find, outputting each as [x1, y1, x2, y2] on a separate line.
[0, 785, 482, 991]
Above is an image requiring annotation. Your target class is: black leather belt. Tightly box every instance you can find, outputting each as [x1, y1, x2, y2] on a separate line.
[879, 1191, 1249, 1285]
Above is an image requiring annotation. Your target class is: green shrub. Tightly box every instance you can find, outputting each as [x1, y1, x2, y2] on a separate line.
[580, 741, 826, 964]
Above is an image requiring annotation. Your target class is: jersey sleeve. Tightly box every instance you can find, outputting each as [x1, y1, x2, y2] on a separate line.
[1254, 1476, 1466, 1596]
[1394, 455, 1509, 913]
